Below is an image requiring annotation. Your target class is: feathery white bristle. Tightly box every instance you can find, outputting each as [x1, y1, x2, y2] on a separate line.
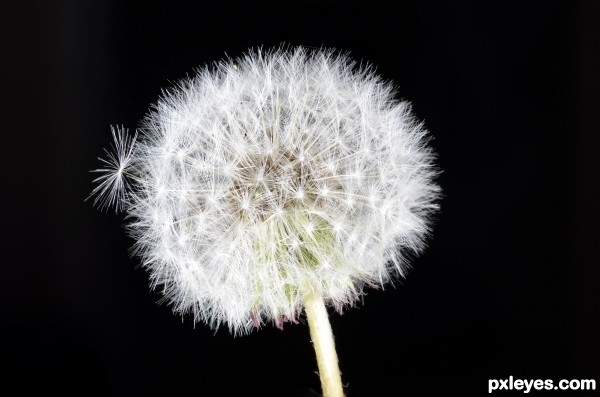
[91, 47, 440, 335]
[89, 126, 137, 212]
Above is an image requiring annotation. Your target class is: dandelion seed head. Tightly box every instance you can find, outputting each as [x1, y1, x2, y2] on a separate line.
[91, 47, 440, 335]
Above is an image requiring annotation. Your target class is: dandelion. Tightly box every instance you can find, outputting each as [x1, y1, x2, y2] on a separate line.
[91, 47, 439, 397]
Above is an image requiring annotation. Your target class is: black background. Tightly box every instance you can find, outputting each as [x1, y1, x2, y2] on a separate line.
[2, 1, 599, 396]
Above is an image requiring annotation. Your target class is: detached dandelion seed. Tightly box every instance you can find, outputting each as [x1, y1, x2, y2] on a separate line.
[88, 126, 137, 212]
[91, 47, 440, 397]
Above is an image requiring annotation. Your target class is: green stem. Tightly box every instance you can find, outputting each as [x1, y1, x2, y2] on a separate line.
[303, 286, 344, 397]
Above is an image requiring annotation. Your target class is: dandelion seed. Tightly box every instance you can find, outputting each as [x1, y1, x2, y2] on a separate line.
[88, 126, 137, 212]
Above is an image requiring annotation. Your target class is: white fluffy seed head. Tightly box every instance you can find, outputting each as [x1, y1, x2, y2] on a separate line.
[91, 47, 440, 335]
